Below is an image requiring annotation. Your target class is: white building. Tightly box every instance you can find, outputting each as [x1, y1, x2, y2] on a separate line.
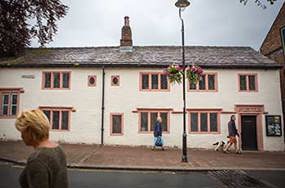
[0, 17, 284, 151]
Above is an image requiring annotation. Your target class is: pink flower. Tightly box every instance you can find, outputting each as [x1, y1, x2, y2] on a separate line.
[177, 66, 184, 71]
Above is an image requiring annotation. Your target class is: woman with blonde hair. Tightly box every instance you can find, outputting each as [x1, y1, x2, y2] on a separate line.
[15, 109, 68, 188]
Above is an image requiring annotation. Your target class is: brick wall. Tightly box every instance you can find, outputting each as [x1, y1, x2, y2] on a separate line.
[260, 3, 285, 141]
[260, 3, 285, 60]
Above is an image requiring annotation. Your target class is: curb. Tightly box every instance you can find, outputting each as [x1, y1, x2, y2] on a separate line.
[2, 157, 285, 172]
[68, 164, 285, 172]
[0, 157, 26, 166]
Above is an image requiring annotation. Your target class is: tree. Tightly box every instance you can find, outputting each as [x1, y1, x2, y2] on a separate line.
[0, 0, 68, 57]
[240, 0, 277, 9]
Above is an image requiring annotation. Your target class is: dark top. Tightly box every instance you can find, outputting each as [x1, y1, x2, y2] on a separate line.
[228, 120, 238, 137]
[154, 121, 162, 137]
[19, 146, 68, 188]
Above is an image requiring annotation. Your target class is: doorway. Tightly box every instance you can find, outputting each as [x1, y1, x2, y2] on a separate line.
[241, 115, 258, 150]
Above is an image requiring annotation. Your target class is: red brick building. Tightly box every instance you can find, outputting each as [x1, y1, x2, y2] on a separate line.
[260, 3, 285, 139]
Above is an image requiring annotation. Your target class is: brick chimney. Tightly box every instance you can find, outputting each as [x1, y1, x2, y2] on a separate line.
[120, 16, 133, 52]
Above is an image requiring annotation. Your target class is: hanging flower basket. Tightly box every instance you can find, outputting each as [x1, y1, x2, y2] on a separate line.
[165, 64, 203, 84]
[186, 65, 203, 84]
[165, 64, 183, 84]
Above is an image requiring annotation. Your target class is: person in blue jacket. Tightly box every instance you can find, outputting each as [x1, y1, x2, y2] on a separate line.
[153, 117, 164, 150]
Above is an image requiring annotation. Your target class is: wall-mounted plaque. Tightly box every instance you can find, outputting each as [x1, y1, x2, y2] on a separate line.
[22, 75, 35, 79]
[265, 115, 282, 136]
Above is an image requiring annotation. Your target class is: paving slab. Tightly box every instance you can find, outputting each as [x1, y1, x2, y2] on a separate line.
[0, 141, 285, 171]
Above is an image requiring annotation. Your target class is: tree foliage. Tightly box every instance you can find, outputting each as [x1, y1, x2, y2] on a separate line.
[0, 0, 68, 57]
[240, 0, 277, 9]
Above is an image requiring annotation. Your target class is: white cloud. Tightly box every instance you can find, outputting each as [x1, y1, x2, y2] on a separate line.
[31, 0, 285, 50]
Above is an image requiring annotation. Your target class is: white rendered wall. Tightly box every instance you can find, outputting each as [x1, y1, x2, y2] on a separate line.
[0, 68, 283, 151]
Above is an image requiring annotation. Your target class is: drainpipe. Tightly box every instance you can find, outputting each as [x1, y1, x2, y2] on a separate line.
[101, 66, 105, 145]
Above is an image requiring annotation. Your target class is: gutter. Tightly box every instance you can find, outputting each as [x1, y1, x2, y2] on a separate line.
[101, 66, 105, 145]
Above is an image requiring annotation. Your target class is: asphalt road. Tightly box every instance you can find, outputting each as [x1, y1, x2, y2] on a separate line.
[0, 162, 284, 188]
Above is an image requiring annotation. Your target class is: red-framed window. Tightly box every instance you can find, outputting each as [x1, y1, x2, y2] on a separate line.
[0, 89, 20, 118]
[238, 74, 258, 92]
[40, 107, 71, 131]
[189, 110, 221, 134]
[88, 75, 96, 87]
[140, 72, 169, 91]
[110, 113, 123, 135]
[111, 75, 120, 86]
[42, 71, 71, 89]
[138, 110, 170, 133]
[189, 73, 218, 91]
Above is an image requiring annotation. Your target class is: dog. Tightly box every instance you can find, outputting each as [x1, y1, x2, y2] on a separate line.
[213, 141, 226, 151]
[213, 137, 242, 154]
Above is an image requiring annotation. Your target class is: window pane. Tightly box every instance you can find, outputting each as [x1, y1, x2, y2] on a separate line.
[61, 111, 69, 130]
[11, 95, 18, 115]
[11, 106, 17, 116]
[43, 110, 51, 121]
[142, 74, 149, 89]
[2, 106, 8, 115]
[140, 112, 148, 131]
[208, 75, 215, 90]
[160, 112, 168, 132]
[210, 113, 218, 132]
[3, 95, 9, 105]
[160, 75, 168, 89]
[190, 113, 198, 132]
[150, 112, 158, 131]
[12, 95, 17, 105]
[2, 95, 9, 115]
[44, 72, 51, 88]
[200, 113, 208, 131]
[199, 75, 206, 90]
[53, 73, 60, 88]
[190, 82, 197, 90]
[62, 73, 70, 88]
[240, 75, 247, 90]
[151, 74, 158, 89]
[248, 75, 256, 91]
[52, 111, 60, 129]
[112, 115, 122, 134]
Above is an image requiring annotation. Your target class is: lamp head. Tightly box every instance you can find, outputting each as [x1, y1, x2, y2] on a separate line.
[175, 0, 190, 8]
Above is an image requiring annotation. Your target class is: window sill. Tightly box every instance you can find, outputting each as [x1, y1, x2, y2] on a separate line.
[110, 133, 124, 136]
[189, 132, 220, 134]
[50, 129, 70, 132]
[140, 89, 170, 92]
[138, 131, 170, 134]
[0, 116, 17, 119]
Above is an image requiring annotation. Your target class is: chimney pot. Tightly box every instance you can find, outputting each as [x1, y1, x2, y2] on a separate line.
[120, 16, 133, 50]
[124, 16, 129, 26]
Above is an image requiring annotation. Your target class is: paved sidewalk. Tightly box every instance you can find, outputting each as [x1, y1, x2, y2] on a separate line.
[0, 141, 285, 171]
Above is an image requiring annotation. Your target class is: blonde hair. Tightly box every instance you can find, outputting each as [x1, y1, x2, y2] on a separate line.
[15, 109, 50, 142]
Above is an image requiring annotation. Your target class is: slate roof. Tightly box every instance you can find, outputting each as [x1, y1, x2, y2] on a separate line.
[0, 46, 282, 69]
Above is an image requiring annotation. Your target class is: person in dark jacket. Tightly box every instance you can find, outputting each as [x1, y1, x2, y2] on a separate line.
[153, 117, 164, 150]
[223, 115, 240, 154]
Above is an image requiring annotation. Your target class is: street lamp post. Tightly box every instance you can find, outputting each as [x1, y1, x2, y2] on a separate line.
[175, 0, 190, 163]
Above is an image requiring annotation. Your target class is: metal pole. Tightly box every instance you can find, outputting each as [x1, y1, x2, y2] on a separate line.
[101, 66, 105, 145]
[179, 8, 188, 162]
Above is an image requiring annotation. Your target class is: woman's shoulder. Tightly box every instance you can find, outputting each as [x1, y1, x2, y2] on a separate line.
[28, 146, 64, 163]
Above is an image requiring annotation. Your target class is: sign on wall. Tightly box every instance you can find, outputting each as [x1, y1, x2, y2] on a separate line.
[265, 115, 282, 137]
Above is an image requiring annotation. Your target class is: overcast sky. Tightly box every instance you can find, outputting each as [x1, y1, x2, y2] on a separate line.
[31, 0, 285, 50]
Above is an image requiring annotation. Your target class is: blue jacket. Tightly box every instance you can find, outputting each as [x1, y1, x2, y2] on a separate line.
[154, 121, 162, 137]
